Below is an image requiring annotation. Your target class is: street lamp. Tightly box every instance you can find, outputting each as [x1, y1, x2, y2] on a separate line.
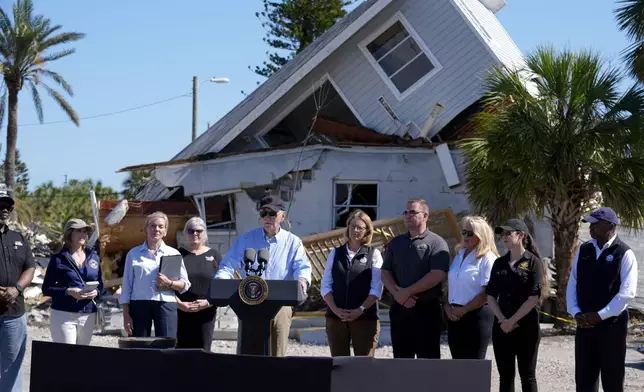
[193, 76, 230, 141]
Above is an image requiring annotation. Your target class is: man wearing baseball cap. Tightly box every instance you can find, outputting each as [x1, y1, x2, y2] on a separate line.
[215, 194, 311, 357]
[0, 186, 36, 392]
[566, 207, 638, 392]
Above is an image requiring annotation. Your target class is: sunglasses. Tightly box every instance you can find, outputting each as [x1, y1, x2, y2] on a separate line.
[187, 228, 204, 235]
[0, 205, 14, 212]
[259, 210, 278, 218]
[403, 210, 424, 216]
[461, 230, 475, 237]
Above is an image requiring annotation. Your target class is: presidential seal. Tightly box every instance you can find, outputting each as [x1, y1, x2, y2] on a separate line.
[239, 275, 269, 305]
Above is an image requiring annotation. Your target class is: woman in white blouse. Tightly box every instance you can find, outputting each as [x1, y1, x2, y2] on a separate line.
[120, 211, 191, 340]
[320, 209, 383, 357]
[445, 215, 498, 359]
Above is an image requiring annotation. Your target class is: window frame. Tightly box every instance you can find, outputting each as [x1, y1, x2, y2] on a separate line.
[332, 180, 380, 229]
[192, 192, 237, 231]
[359, 11, 443, 101]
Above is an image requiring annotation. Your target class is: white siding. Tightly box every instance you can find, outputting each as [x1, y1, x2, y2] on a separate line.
[228, 0, 502, 146]
[454, 0, 526, 71]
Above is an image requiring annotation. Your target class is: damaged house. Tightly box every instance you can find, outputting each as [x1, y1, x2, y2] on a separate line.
[118, 0, 555, 256]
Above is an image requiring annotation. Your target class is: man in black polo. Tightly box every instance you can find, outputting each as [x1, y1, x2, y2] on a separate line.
[381, 199, 450, 358]
[566, 207, 638, 392]
[0, 187, 35, 392]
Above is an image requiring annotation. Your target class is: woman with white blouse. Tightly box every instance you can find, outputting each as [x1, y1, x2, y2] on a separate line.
[120, 211, 191, 340]
[445, 215, 498, 359]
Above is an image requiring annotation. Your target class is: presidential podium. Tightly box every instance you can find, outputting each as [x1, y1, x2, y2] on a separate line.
[209, 277, 305, 356]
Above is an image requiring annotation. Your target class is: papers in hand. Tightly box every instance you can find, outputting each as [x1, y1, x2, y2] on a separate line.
[81, 281, 100, 293]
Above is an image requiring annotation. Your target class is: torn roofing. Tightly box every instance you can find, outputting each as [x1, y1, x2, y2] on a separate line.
[118, 140, 442, 173]
[170, 0, 390, 161]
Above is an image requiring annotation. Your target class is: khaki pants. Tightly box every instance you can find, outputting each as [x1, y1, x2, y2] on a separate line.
[325, 316, 380, 357]
[236, 306, 293, 357]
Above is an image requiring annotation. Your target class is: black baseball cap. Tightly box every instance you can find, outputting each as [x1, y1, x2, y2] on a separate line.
[259, 195, 285, 212]
[495, 219, 529, 235]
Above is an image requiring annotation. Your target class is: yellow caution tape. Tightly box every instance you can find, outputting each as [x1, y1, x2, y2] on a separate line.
[539, 310, 576, 325]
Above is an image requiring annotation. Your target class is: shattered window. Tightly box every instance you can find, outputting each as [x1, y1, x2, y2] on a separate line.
[202, 194, 236, 229]
[333, 183, 378, 228]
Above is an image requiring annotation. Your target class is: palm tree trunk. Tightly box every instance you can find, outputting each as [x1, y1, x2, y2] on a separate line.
[5, 87, 18, 199]
[551, 214, 581, 328]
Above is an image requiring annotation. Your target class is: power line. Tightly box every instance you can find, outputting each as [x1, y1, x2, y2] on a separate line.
[18, 92, 191, 127]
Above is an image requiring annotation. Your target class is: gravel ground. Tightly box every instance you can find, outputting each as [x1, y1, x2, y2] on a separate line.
[23, 326, 644, 391]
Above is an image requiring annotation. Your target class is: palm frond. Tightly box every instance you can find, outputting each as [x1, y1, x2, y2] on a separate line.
[38, 48, 74, 64]
[39, 69, 73, 95]
[615, 0, 644, 40]
[28, 80, 42, 123]
[40, 32, 85, 51]
[41, 82, 79, 126]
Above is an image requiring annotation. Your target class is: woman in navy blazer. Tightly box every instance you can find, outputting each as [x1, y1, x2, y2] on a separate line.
[42, 219, 103, 345]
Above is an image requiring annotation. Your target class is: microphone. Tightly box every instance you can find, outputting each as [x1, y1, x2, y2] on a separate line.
[257, 248, 269, 276]
[257, 248, 270, 265]
[243, 248, 256, 269]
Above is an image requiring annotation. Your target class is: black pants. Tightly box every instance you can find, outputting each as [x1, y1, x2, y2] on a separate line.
[389, 300, 442, 359]
[575, 310, 628, 392]
[129, 300, 178, 339]
[492, 310, 540, 392]
[177, 307, 217, 351]
[447, 304, 493, 359]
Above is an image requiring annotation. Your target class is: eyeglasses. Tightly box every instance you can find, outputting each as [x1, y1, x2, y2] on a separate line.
[403, 210, 424, 216]
[187, 228, 204, 235]
[259, 210, 278, 218]
[350, 225, 367, 233]
[461, 230, 475, 237]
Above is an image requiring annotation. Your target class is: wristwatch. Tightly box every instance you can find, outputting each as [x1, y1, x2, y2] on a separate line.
[359, 305, 366, 313]
[15, 283, 24, 293]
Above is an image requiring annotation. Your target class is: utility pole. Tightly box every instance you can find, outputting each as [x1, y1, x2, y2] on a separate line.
[192, 76, 198, 141]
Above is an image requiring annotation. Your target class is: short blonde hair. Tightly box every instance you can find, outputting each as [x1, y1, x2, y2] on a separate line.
[458, 215, 499, 258]
[144, 211, 169, 229]
[184, 216, 208, 245]
[407, 199, 429, 213]
[344, 209, 374, 246]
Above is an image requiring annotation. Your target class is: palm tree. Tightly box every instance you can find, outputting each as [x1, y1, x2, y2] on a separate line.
[615, 0, 644, 81]
[122, 170, 152, 200]
[460, 46, 644, 324]
[0, 0, 84, 197]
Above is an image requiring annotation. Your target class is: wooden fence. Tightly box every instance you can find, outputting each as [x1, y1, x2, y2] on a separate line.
[301, 208, 462, 282]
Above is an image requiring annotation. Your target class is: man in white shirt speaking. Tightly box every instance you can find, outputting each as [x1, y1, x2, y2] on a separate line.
[566, 207, 638, 392]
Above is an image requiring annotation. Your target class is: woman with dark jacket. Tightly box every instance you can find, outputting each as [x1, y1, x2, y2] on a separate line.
[176, 217, 222, 351]
[486, 219, 548, 392]
[321, 209, 383, 357]
[42, 219, 104, 345]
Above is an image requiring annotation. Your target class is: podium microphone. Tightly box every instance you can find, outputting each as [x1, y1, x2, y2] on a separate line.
[257, 248, 269, 276]
[243, 248, 256, 274]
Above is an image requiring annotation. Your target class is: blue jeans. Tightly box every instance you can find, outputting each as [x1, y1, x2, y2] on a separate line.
[0, 315, 27, 392]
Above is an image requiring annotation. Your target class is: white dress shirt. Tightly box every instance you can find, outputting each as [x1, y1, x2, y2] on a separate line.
[447, 249, 496, 306]
[320, 246, 383, 298]
[119, 242, 191, 305]
[566, 235, 638, 320]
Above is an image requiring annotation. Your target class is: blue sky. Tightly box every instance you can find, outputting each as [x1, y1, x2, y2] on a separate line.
[9, 0, 632, 192]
